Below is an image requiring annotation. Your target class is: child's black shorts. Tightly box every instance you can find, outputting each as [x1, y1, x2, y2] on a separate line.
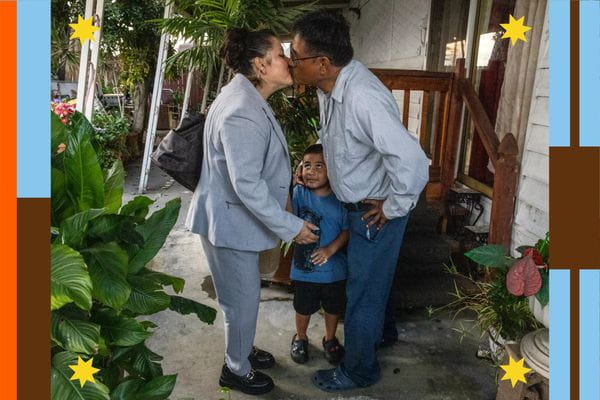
[293, 280, 346, 316]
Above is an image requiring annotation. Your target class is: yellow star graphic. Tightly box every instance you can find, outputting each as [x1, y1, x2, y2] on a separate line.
[69, 356, 100, 388]
[500, 14, 532, 46]
[500, 356, 532, 388]
[69, 15, 100, 46]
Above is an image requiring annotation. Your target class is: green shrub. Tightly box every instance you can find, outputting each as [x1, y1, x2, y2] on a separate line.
[92, 111, 131, 171]
[51, 110, 216, 399]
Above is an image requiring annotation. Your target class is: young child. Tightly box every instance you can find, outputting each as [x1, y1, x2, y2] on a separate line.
[290, 144, 349, 364]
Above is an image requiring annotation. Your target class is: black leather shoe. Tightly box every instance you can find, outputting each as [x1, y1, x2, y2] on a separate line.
[219, 364, 274, 395]
[248, 346, 275, 369]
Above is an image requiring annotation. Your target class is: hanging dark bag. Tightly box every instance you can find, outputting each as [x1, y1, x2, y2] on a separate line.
[151, 111, 205, 191]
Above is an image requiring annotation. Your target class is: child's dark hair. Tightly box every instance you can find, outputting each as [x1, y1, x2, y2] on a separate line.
[303, 143, 323, 156]
[291, 11, 353, 67]
[220, 28, 276, 85]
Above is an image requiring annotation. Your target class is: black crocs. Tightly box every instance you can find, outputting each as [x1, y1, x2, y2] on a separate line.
[322, 336, 344, 364]
[290, 334, 309, 364]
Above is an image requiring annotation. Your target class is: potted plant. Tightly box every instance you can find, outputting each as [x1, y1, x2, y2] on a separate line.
[445, 235, 549, 361]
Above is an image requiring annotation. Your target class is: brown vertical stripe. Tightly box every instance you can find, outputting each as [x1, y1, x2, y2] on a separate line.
[571, 0, 580, 148]
[571, 269, 580, 400]
[549, 147, 600, 267]
[570, 2, 580, 400]
[18, 198, 50, 399]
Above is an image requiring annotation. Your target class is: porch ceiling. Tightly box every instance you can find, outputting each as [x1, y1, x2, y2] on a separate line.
[281, 0, 350, 9]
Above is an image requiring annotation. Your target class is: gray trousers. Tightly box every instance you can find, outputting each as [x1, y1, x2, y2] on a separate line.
[200, 236, 260, 376]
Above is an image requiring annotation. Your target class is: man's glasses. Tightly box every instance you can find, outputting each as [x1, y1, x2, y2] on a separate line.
[289, 48, 326, 67]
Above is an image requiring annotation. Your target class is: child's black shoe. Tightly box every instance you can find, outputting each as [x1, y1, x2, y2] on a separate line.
[290, 334, 309, 364]
[322, 337, 344, 364]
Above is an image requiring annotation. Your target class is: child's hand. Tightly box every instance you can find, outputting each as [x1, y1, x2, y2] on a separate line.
[311, 247, 334, 266]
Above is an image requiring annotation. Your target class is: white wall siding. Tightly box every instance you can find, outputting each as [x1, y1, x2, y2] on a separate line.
[344, 0, 430, 139]
[511, 8, 550, 251]
[344, 0, 430, 69]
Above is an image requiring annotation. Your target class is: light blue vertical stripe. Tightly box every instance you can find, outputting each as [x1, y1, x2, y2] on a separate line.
[549, 0, 570, 146]
[580, 270, 600, 399]
[17, 0, 50, 197]
[550, 269, 569, 399]
[580, 1, 600, 146]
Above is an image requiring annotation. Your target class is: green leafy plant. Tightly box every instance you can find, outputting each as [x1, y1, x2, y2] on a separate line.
[444, 235, 550, 343]
[51, 110, 217, 399]
[465, 233, 549, 307]
[92, 111, 132, 171]
[446, 269, 540, 342]
[268, 88, 319, 170]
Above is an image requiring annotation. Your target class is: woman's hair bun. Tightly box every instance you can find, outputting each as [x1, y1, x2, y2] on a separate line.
[220, 28, 249, 71]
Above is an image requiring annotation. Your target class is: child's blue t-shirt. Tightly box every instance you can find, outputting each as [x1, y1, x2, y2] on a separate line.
[291, 185, 348, 283]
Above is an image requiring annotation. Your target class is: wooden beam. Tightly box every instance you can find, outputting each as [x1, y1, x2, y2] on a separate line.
[489, 133, 519, 248]
[440, 58, 466, 199]
[458, 77, 500, 167]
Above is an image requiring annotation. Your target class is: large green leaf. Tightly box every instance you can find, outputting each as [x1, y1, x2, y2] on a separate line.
[51, 244, 93, 311]
[59, 208, 106, 249]
[124, 276, 171, 315]
[168, 295, 216, 325]
[56, 317, 101, 355]
[81, 242, 131, 310]
[51, 311, 63, 347]
[51, 111, 68, 153]
[111, 379, 144, 400]
[129, 343, 164, 380]
[87, 215, 144, 246]
[139, 268, 185, 293]
[119, 196, 155, 221]
[133, 374, 177, 400]
[95, 310, 151, 347]
[535, 271, 549, 307]
[104, 160, 125, 214]
[111, 374, 176, 400]
[464, 244, 514, 268]
[52, 166, 70, 226]
[128, 198, 181, 274]
[51, 352, 110, 400]
[63, 112, 106, 213]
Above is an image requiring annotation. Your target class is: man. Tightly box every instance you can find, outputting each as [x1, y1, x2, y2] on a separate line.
[290, 11, 429, 391]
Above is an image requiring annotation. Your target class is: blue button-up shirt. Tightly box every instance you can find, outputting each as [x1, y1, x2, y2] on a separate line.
[317, 60, 429, 219]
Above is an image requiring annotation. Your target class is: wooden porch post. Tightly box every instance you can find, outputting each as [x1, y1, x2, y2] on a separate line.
[489, 133, 519, 248]
[440, 58, 465, 200]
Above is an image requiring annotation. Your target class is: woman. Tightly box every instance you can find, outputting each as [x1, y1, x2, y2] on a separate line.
[185, 28, 318, 395]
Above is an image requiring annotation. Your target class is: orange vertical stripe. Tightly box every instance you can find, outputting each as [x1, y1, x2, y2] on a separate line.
[0, 2, 17, 399]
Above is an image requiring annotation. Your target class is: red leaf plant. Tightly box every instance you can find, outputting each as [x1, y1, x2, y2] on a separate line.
[506, 253, 542, 296]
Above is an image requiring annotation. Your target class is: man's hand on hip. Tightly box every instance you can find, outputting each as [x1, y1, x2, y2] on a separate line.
[361, 199, 388, 229]
[294, 221, 319, 244]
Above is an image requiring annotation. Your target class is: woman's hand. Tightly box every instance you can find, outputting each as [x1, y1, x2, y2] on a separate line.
[294, 221, 319, 244]
[311, 246, 334, 266]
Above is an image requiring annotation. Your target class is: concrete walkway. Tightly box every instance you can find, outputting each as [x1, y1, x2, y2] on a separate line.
[124, 160, 497, 400]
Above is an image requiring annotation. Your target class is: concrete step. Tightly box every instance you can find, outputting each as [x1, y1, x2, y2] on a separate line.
[396, 261, 449, 276]
[400, 233, 457, 264]
[405, 205, 442, 234]
[393, 273, 471, 309]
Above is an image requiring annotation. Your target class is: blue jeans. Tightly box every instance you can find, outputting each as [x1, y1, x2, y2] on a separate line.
[340, 211, 408, 387]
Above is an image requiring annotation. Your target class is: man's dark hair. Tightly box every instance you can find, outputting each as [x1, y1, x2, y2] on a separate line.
[303, 143, 323, 156]
[292, 11, 353, 67]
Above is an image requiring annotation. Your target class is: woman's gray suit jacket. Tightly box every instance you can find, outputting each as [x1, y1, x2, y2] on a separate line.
[185, 74, 304, 252]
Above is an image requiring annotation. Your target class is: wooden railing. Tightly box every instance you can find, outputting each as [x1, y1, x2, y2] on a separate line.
[370, 59, 519, 248]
